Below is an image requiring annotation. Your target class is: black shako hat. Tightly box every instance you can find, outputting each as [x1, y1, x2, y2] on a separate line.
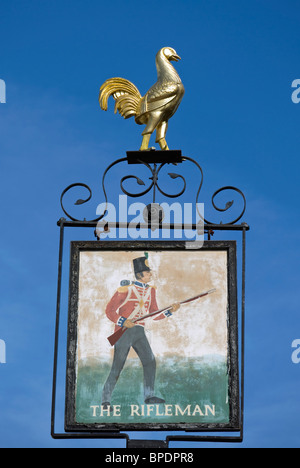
[133, 254, 151, 275]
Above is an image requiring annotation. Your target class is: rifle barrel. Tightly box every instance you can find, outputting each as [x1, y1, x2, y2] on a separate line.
[107, 288, 216, 346]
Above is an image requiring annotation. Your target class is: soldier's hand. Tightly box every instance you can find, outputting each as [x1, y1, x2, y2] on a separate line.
[124, 319, 135, 328]
[170, 302, 181, 313]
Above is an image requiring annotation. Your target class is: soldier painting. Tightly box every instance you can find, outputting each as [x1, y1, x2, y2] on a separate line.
[65, 242, 240, 431]
[102, 254, 180, 408]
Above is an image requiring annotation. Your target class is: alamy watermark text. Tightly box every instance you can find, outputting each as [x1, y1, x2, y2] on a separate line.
[291, 79, 300, 104]
[95, 196, 204, 249]
[291, 339, 300, 364]
[0, 79, 6, 103]
[0, 339, 6, 364]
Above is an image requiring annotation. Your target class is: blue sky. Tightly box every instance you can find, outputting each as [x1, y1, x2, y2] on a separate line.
[0, 0, 300, 448]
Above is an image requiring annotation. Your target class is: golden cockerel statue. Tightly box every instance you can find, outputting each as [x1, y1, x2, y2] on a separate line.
[99, 47, 185, 151]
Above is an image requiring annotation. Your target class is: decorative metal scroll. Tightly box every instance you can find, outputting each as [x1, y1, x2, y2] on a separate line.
[60, 154, 246, 226]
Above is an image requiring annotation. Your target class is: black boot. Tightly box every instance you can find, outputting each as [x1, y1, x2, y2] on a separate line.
[145, 396, 165, 404]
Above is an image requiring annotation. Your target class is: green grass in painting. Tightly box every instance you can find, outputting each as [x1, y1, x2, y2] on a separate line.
[75, 356, 229, 425]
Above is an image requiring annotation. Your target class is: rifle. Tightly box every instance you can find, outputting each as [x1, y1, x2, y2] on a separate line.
[107, 288, 216, 346]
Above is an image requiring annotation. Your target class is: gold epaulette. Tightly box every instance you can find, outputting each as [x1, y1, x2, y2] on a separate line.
[117, 285, 130, 293]
[150, 285, 157, 290]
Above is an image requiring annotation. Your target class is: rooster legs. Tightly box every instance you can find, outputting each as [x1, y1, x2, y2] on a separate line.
[140, 134, 151, 151]
[139, 118, 169, 151]
[156, 121, 169, 150]
[139, 134, 169, 151]
[140, 114, 157, 151]
[158, 138, 169, 151]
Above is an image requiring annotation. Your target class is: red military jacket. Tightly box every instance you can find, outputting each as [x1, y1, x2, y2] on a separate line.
[106, 281, 172, 332]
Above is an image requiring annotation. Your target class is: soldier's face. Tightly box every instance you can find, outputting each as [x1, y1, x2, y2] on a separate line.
[140, 270, 152, 283]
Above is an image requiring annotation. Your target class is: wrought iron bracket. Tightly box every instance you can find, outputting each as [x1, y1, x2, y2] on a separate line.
[60, 150, 247, 230]
[52, 150, 249, 448]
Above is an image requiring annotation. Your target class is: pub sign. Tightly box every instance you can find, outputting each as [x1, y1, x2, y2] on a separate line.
[65, 241, 240, 432]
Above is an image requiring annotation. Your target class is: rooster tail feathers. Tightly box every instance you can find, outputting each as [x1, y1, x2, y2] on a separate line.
[99, 78, 142, 119]
[114, 94, 141, 119]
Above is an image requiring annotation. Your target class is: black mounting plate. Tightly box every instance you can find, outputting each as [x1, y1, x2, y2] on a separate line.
[126, 150, 183, 165]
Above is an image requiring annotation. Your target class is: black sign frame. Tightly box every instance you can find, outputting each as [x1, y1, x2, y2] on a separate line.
[64, 240, 240, 434]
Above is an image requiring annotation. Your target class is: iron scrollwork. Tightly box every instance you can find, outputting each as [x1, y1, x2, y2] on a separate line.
[120, 162, 186, 200]
[60, 154, 246, 227]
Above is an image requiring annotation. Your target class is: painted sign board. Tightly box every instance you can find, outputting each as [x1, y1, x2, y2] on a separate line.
[65, 241, 240, 432]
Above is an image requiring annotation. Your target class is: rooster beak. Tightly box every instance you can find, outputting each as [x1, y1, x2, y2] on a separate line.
[172, 54, 181, 62]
